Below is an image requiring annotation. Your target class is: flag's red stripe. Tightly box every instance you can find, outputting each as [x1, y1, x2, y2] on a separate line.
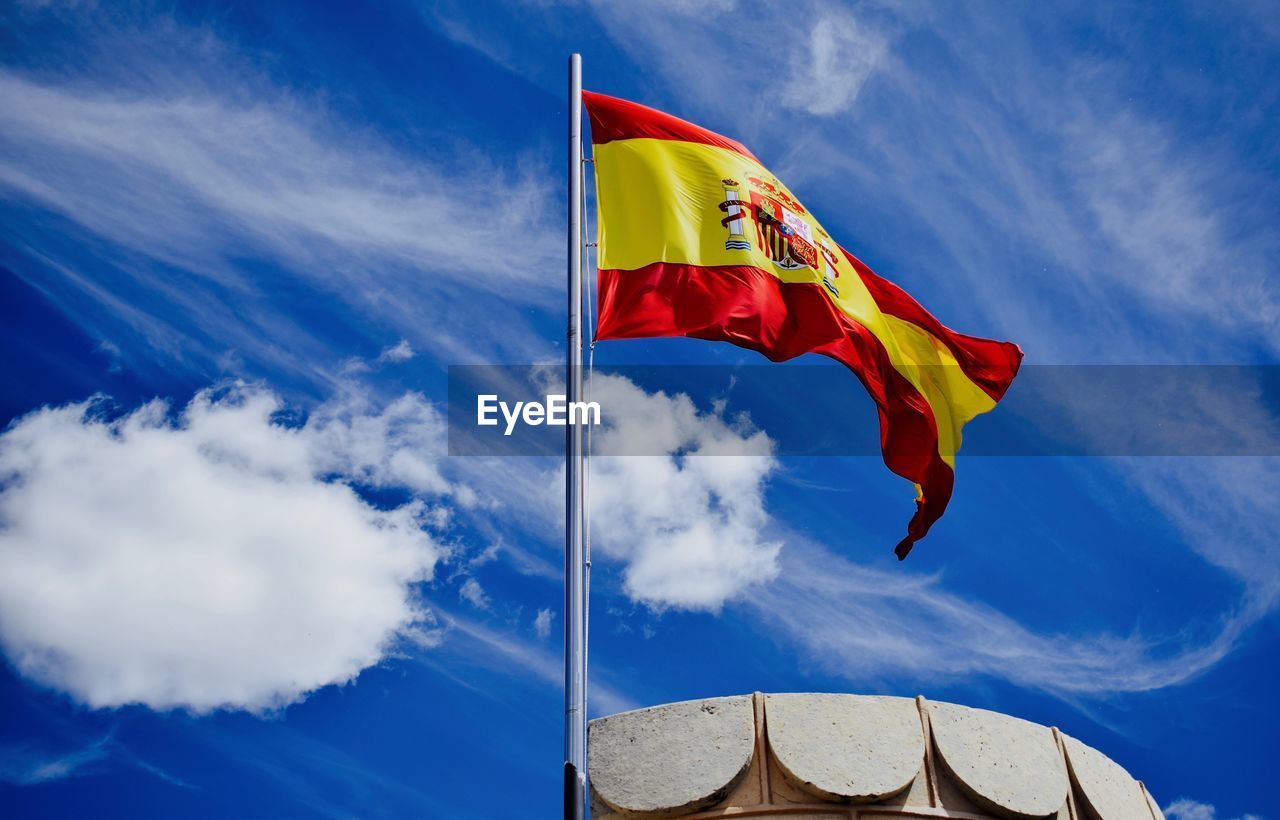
[583, 91, 760, 164]
[596, 262, 953, 558]
[840, 248, 1024, 402]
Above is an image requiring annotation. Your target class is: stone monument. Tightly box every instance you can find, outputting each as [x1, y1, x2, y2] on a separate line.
[589, 693, 1163, 820]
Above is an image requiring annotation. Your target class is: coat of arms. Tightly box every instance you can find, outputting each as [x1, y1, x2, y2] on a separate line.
[720, 176, 839, 295]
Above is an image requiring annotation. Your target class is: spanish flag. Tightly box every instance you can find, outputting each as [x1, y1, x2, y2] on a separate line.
[584, 91, 1023, 559]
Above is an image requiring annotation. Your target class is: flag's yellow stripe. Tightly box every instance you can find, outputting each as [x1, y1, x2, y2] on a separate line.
[596, 139, 853, 282]
[595, 136, 995, 462]
[880, 314, 995, 465]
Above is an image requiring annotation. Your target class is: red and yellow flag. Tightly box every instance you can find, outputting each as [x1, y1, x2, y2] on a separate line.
[584, 91, 1023, 559]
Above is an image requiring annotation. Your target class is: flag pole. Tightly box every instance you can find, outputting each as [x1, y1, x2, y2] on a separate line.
[564, 52, 588, 820]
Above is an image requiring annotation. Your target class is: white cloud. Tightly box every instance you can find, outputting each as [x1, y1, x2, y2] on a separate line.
[456, 374, 782, 611]
[303, 390, 472, 503]
[533, 607, 553, 638]
[377, 340, 415, 364]
[583, 375, 782, 611]
[1167, 800, 1218, 820]
[0, 385, 456, 712]
[339, 340, 417, 375]
[458, 578, 491, 610]
[1165, 797, 1264, 820]
[782, 13, 887, 116]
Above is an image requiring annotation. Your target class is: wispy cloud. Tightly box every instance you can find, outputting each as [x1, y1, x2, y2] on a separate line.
[479, 375, 1269, 697]
[573, 0, 892, 143]
[0, 72, 551, 293]
[189, 719, 443, 819]
[1059, 102, 1278, 355]
[781, 10, 888, 116]
[0, 11, 561, 385]
[0, 737, 110, 785]
[339, 339, 416, 375]
[434, 610, 639, 716]
[0, 731, 194, 789]
[748, 535, 1249, 696]
[1117, 458, 1280, 614]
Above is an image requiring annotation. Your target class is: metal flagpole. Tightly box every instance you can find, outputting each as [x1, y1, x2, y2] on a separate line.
[564, 52, 588, 820]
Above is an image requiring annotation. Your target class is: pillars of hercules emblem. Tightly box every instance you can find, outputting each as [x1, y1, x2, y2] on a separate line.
[722, 179, 752, 250]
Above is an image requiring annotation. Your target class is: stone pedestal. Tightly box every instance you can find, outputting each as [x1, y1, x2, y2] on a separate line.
[588, 693, 1162, 820]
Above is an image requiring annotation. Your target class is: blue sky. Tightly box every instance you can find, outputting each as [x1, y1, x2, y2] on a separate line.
[1, 1, 1277, 818]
